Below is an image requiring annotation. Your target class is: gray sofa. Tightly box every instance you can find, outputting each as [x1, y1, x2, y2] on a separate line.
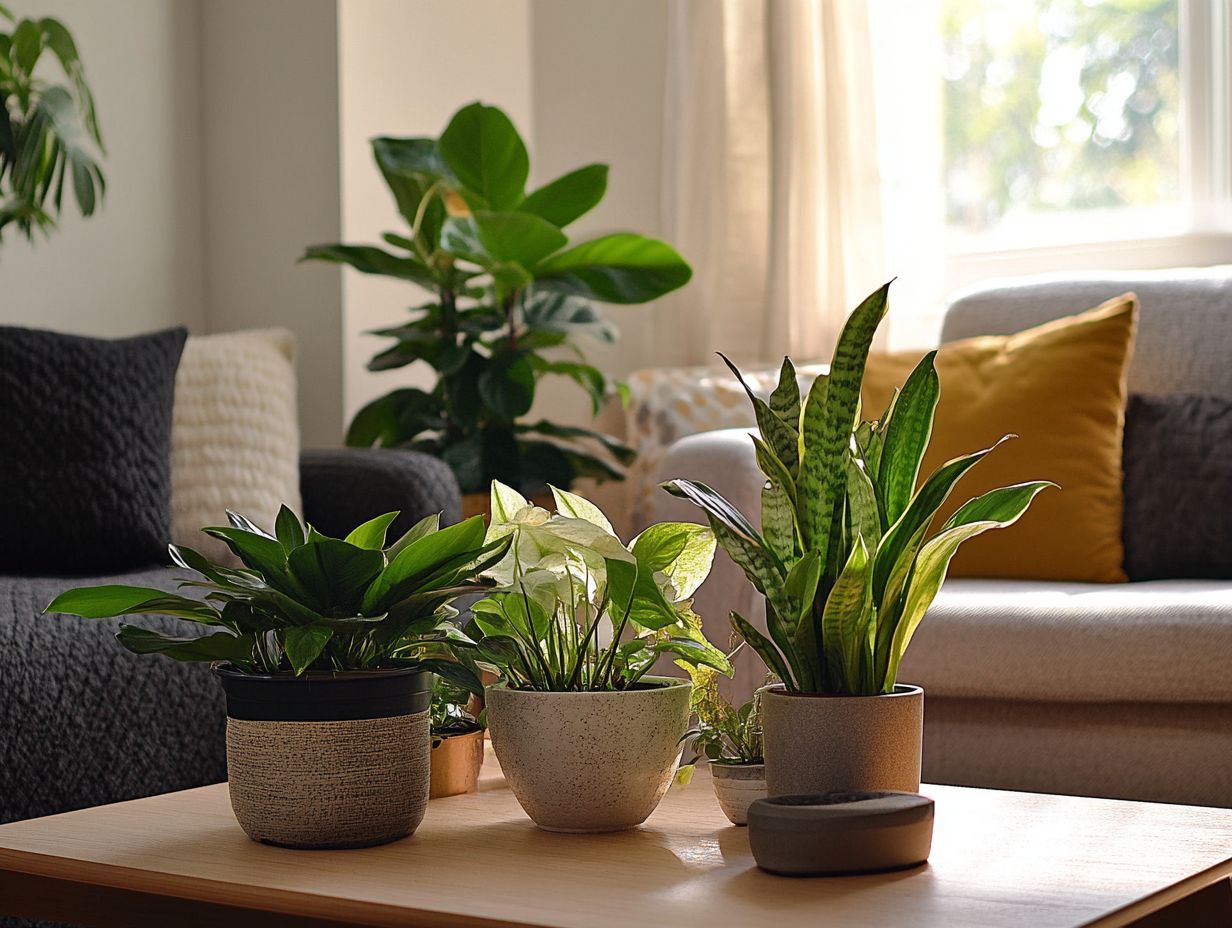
[0, 448, 460, 828]
[652, 266, 1232, 807]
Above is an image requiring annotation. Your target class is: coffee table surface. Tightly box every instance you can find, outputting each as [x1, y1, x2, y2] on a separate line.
[1, 755, 1229, 928]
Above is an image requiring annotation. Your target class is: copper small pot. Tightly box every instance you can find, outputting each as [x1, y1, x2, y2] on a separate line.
[429, 727, 485, 799]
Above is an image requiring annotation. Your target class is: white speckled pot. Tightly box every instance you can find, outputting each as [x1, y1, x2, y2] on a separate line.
[762, 684, 923, 797]
[710, 762, 766, 825]
[485, 678, 692, 833]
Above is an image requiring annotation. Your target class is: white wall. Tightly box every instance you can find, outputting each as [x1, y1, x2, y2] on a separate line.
[338, 0, 533, 422]
[0, 0, 205, 336]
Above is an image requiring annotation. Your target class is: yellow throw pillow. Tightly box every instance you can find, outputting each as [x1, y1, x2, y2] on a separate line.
[862, 294, 1137, 582]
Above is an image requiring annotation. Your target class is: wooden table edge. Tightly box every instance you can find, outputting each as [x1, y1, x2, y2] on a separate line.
[0, 846, 538, 928]
[1083, 859, 1232, 928]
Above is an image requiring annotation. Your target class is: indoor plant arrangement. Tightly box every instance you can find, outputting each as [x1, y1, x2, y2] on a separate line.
[677, 662, 765, 826]
[303, 101, 692, 507]
[0, 6, 105, 246]
[428, 672, 486, 799]
[664, 280, 1053, 797]
[45, 506, 508, 848]
[470, 481, 730, 832]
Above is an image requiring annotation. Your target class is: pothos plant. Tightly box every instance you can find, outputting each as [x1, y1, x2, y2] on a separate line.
[0, 6, 105, 245]
[664, 281, 1055, 696]
[465, 481, 731, 692]
[302, 101, 692, 495]
[44, 507, 509, 676]
[430, 674, 482, 744]
[675, 659, 764, 786]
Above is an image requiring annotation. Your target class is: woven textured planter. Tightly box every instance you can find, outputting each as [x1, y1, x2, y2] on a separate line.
[762, 684, 923, 798]
[217, 666, 431, 849]
[710, 762, 766, 826]
[485, 678, 691, 833]
[429, 727, 485, 799]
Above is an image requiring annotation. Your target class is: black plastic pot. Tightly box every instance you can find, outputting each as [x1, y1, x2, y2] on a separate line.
[215, 664, 431, 721]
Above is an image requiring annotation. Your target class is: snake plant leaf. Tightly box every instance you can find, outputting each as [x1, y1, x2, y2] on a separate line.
[519, 163, 608, 228]
[751, 435, 798, 508]
[283, 625, 334, 676]
[769, 357, 802, 434]
[116, 627, 256, 664]
[799, 283, 891, 561]
[784, 552, 823, 691]
[846, 453, 882, 549]
[731, 609, 795, 691]
[761, 480, 797, 565]
[660, 479, 764, 548]
[344, 511, 400, 551]
[720, 354, 799, 474]
[872, 435, 1014, 603]
[879, 351, 940, 525]
[437, 102, 529, 210]
[881, 481, 1053, 690]
[796, 373, 830, 553]
[822, 536, 873, 693]
[300, 243, 438, 289]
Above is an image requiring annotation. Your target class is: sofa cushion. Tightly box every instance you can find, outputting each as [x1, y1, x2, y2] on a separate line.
[900, 578, 1232, 704]
[1122, 393, 1232, 581]
[0, 326, 187, 574]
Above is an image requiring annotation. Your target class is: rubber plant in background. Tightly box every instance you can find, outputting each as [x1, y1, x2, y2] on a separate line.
[472, 481, 729, 832]
[0, 5, 105, 245]
[302, 101, 692, 497]
[44, 507, 509, 850]
[663, 280, 1054, 798]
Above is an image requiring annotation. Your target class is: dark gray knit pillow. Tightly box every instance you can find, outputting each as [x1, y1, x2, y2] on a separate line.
[0, 326, 188, 574]
[1122, 393, 1232, 581]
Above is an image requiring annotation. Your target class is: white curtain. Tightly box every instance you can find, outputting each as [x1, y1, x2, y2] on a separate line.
[659, 0, 886, 367]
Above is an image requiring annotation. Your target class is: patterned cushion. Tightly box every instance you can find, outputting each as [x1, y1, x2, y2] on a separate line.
[0, 325, 186, 574]
[171, 329, 301, 563]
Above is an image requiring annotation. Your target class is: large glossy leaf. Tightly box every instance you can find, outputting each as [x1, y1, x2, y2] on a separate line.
[344, 511, 400, 551]
[441, 211, 567, 270]
[478, 352, 535, 420]
[551, 485, 615, 534]
[287, 540, 384, 613]
[116, 627, 255, 664]
[437, 102, 529, 210]
[519, 163, 607, 228]
[879, 351, 940, 525]
[371, 136, 445, 242]
[516, 420, 636, 466]
[345, 388, 440, 448]
[798, 282, 890, 558]
[275, 505, 306, 552]
[283, 625, 333, 675]
[630, 522, 716, 600]
[534, 233, 692, 304]
[300, 243, 437, 289]
[44, 586, 220, 625]
[363, 515, 487, 612]
[521, 291, 618, 343]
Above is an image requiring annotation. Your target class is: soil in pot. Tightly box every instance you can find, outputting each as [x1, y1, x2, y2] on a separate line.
[485, 677, 692, 833]
[761, 683, 923, 798]
[217, 665, 432, 849]
[710, 762, 766, 826]
[430, 725, 485, 799]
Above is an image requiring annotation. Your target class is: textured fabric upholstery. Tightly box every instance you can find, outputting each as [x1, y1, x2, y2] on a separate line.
[901, 578, 1232, 704]
[941, 265, 1232, 397]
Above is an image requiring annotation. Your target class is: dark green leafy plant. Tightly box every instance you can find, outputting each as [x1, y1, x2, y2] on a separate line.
[682, 661, 763, 767]
[430, 674, 482, 742]
[44, 508, 510, 676]
[302, 101, 692, 495]
[0, 5, 104, 244]
[664, 281, 1055, 696]
[466, 482, 731, 692]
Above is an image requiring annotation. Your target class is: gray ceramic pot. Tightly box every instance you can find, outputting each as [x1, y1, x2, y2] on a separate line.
[485, 677, 692, 833]
[710, 762, 766, 825]
[761, 683, 923, 797]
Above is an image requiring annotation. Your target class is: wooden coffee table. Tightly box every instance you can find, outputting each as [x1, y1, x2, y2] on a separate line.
[1, 754, 1229, 928]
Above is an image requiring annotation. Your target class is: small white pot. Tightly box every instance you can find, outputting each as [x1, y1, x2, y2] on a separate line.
[710, 762, 766, 826]
[485, 677, 692, 833]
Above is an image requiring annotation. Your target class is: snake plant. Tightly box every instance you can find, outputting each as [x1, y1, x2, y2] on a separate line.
[663, 281, 1054, 696]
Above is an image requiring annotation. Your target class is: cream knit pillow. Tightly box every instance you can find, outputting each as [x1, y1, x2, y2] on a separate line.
[170, 329, 301, 564]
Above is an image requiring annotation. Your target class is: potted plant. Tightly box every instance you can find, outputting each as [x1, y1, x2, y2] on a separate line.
[428, 672, 486, 799]
[676, 662, 765, 826]
[470, 481, 731, 833]
[45, 507, 508, 848]
[302, 101, 692, 512]
[0, 8, 105, 246]
[663, 281, 1054, 797]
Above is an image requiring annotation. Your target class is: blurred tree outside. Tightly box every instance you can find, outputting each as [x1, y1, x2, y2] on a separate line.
[941, 0, 1179, 233]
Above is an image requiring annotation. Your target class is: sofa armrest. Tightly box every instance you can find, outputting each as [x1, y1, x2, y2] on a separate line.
[299, 448, 462, 538]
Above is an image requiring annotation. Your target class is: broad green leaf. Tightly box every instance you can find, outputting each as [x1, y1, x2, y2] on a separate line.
[489, 480, 531, 525]
[605, 556, 679, 632]
[344, 511, 400, 550]
[879, 351, 940, 525]
[116, 627, 255, 665]
[441, 211, 567, 270]
[534, 233, 693, 304]
[437, 102, 529, 210]
[531, 358, 606, 414]
[300, 244, 437, 289]
[44, 586, 221, 625]
[274, 505, 306, 552]
[283, 625, 334, 676]
[364, 515, 487, 612]
[650, 638, 732, 674]
[822, 536, 873, 693]
[631, 522, 716, 600]
[881, 482, 1051, 690]
[519, 163, 607, 227]
[478, 352, 535, 420]
[521, 291, 618, 343]
[345, 388, 440, 448]
[287, 540, 384, 613]
[551, 485, 615, 534]
[799, 282, 891, 555]
[516, 420, 637, 465]
[371, 136, 445, 242]
[387, 513, 441, 558]
[204, 527, 290, 579]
